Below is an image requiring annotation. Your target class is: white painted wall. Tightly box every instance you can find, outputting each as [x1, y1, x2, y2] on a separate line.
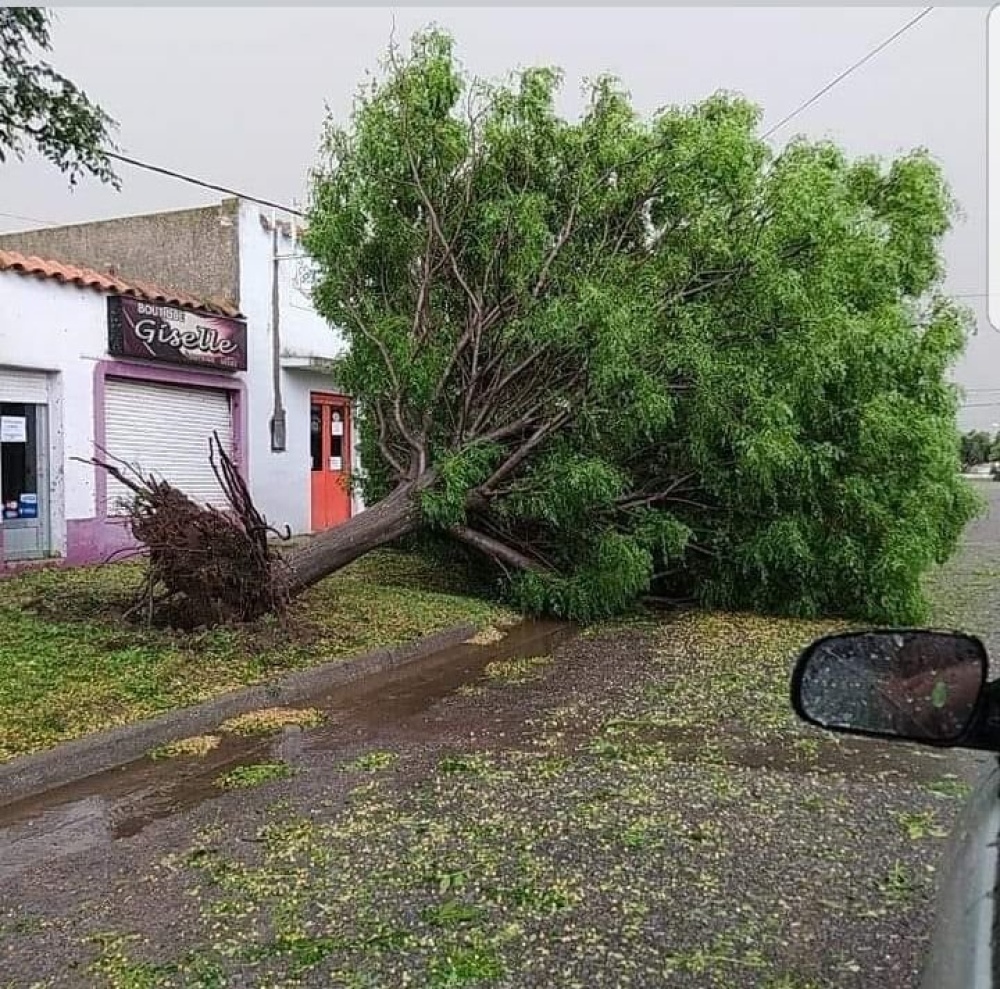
[0, 275, 108, 554]
[237, 200, 352, 534]
[0, 199, 358, 562]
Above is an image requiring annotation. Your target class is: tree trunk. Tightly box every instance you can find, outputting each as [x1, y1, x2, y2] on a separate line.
[450, 524, 547, 574]
[283, 474, 432, 594]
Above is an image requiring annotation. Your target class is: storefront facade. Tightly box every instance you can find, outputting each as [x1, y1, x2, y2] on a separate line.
[0, 255, 251, 568]
[0, 201, 356, 571]
[235, 204, 358, 538]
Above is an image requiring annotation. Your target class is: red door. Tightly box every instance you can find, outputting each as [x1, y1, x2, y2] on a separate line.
[310, 394, 352, 530]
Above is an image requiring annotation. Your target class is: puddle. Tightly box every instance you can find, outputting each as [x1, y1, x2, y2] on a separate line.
[0, 620, 575, 880]
[615, 724, 971, 780]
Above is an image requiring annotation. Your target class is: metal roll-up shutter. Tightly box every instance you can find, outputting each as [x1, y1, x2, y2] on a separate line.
[104, 378, 233, 514]
[0, 367, 49, 403]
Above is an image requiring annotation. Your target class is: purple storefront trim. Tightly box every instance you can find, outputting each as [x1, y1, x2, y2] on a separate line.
[63, 359, 248, 566]
[65, 517, 140, 566]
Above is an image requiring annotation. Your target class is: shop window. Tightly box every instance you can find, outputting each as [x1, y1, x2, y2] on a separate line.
[1, 403, 39, 520]
[310, 404, 322, 472]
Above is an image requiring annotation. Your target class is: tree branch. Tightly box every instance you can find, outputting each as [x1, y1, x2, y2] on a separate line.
[531, 199, 580, 299]
[478, 409, 546, 445]
[371, 400, 407, 478]
[405, 152, 481, 319]
[468, 342, 556, 437]
[480, 408, 572, 494]
[343, 297, 423, 468]
[450, 524, 549, 574]
[411, 222, 439, 344]
[615, 472, 700, 511]
[660, 262, 752, 311]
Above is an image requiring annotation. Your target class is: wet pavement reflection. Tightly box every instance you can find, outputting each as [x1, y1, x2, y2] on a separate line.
[0, 620, 576, 881]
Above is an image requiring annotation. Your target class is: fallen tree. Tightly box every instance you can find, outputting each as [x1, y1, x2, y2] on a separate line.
[101, 29, 978, 626]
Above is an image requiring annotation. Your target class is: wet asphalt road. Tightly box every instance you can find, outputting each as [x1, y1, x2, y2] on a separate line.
[934, 480, 1000, 654]
[0, 486, 998, 988]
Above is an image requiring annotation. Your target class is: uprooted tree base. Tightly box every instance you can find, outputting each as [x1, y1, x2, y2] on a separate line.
[88, 436, 291, 629]
[88, 430, 461, 628]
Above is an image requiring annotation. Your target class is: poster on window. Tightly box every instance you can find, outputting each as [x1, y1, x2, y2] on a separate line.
[330, 456, 343, 471]
[0, 416, 26, 443]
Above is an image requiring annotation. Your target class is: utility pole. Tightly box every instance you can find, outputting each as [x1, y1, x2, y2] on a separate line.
[269, 210, 287, 452]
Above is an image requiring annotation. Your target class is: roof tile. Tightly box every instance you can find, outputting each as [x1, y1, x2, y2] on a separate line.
[0, 249, 242, 318]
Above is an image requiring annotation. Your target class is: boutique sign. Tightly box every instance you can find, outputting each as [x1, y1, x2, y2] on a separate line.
[107, 296, 247, 371]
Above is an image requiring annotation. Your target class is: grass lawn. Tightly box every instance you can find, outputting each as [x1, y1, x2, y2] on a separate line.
[0, 549, 513, 763]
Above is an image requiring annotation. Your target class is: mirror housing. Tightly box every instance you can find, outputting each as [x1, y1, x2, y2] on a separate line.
[791, 630, 989, 747]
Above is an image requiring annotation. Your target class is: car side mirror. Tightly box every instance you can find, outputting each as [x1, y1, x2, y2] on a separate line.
[791, 630, 988, 746]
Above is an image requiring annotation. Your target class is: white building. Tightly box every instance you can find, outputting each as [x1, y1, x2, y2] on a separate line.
[0, 199, 357, 568]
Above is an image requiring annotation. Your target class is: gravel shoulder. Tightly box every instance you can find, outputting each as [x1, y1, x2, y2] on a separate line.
[2, 489, 999, 988]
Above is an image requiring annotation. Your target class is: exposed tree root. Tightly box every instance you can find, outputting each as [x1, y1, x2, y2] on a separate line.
[86, 434, 290, 628]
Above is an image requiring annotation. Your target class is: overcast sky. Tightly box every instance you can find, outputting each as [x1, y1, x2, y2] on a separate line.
[1, 6, 994, 427]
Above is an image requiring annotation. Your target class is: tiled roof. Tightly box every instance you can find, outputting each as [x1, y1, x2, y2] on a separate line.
[0, 249, 242, 318]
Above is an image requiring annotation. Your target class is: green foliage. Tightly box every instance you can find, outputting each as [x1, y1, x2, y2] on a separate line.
[421, 901, 486, 928]
[499, 448, 626, 529]
[428, 944, 504, 986]
[421, 442, 500, 529]
[305, 28, 976, 624]
[343, 749, 398, 772]
[0, 8, 117, 184]
[961, 430, 993, 468]
[214, 762, 295, 790]
[511, 532, 654, 621]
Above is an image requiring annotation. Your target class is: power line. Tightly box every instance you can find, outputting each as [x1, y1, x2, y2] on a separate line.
[761, 7, 934, 140]
[22, 10, 933, 228]
[105, 151, 304, 217]
[0, 11, 938, 231]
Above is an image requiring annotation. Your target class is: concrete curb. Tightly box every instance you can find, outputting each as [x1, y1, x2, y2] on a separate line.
[0, 622, 478, 808]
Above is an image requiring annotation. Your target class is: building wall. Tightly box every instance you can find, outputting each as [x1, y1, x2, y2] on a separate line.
[0, 273, 251, 569]
[0, 200, 241, 311]
[0, 275, 106, 562]
[236, 201, 357, 534]
[0, 198, 358, 569]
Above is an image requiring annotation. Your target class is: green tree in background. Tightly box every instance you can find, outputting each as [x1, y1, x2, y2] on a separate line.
[961, 431, 993, 469]
[0, 7, 117, 184]
[286, 28, 976, 624]
[988, 431, 1000, 464]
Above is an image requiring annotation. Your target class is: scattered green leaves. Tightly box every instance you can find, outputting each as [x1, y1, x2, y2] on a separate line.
[149, 735, 220, 760]
[344, 750, 399, 772]
[219, 707, 324, 736]
[214, 762, 295, 790]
